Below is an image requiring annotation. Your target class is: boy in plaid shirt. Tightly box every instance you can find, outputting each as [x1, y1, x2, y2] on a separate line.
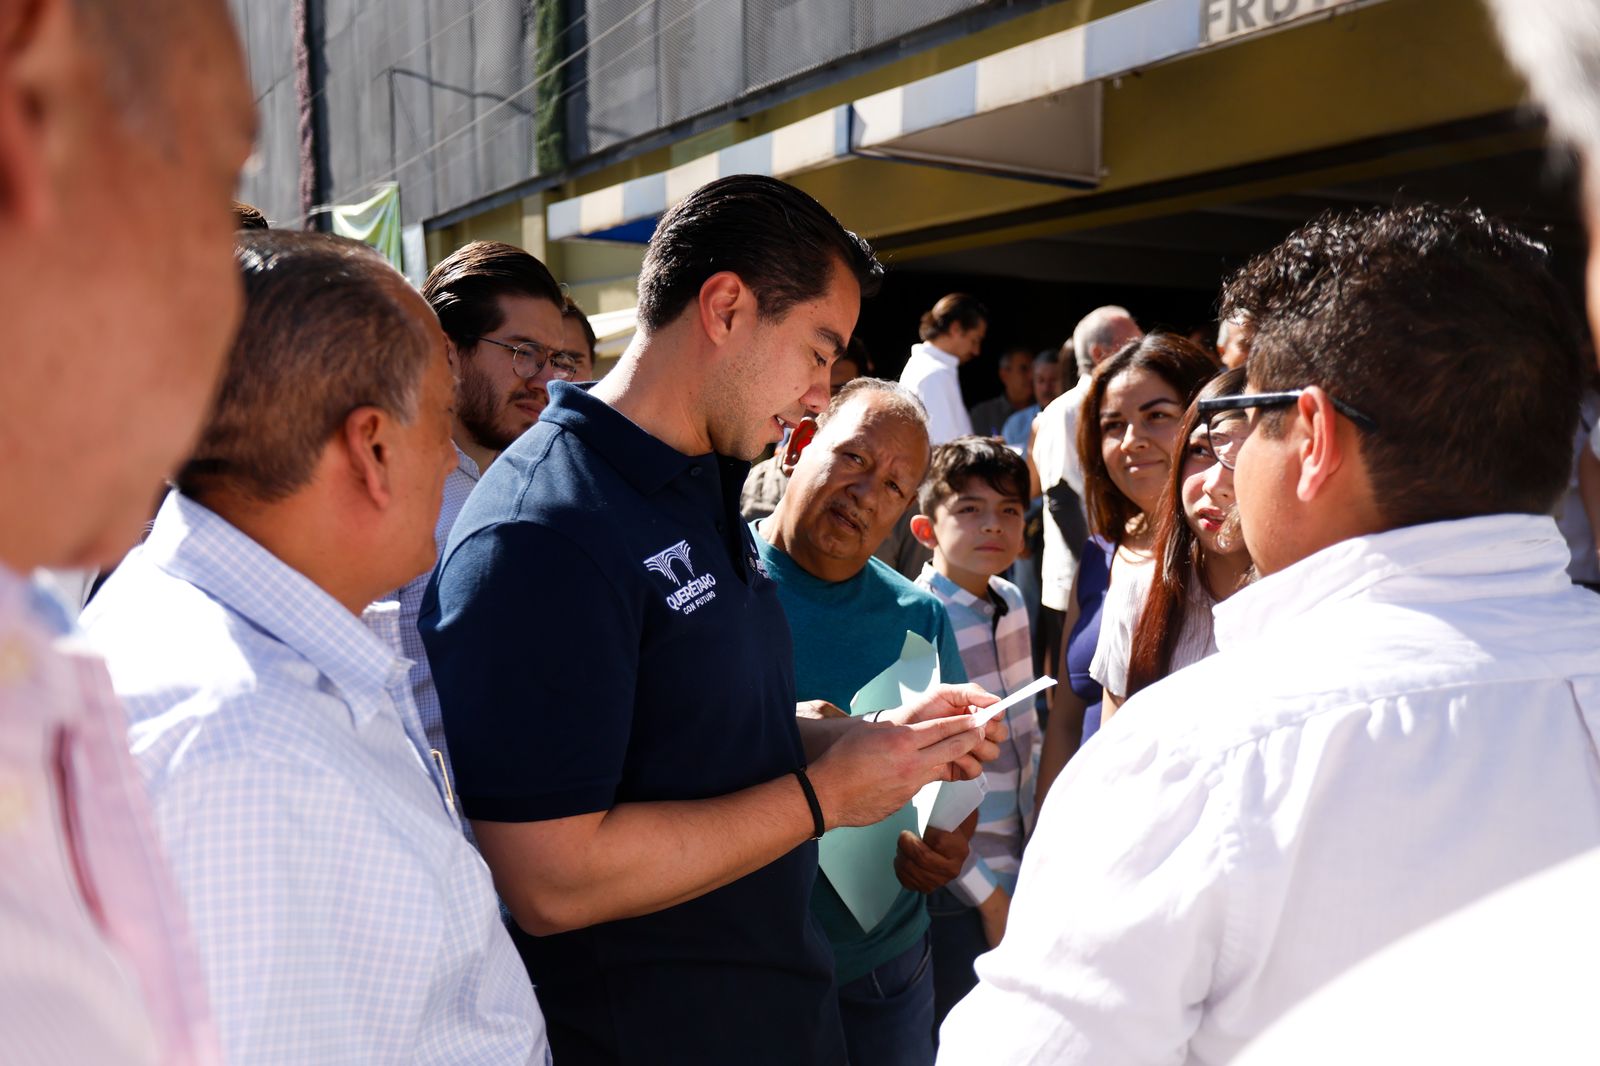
[911, 436, 1040, 1027]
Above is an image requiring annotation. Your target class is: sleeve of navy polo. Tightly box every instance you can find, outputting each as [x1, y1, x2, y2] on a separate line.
[423, 519, 639, 822]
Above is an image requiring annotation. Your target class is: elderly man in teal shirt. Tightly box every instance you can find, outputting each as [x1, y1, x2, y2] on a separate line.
[755, 377, 978, 1066]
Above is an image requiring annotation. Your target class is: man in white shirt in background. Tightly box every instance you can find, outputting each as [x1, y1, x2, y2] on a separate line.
[85, 232, 549, 1066]
[900, 293, 988, 444]
[939, 202, 1600, 1065]
[1027, 307, 1141, 669]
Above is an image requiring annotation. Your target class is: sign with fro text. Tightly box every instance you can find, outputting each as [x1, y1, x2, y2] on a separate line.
[1201, 0, 1365, 47]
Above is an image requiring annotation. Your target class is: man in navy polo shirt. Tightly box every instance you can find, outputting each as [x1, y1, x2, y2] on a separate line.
[422, 175, 1003, 1065]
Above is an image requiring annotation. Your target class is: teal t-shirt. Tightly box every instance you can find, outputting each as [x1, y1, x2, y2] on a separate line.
[754, 527, 967, 984]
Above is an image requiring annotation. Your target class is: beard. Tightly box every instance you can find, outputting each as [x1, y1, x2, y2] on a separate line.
[457, 360, 531, 454]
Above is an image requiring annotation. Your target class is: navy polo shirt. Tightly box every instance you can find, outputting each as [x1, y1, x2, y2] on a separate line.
[420, 381, 845, 1066]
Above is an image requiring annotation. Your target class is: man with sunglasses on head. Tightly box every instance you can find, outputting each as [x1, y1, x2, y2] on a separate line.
[390, 241, 576, 785]
[940, 203, 1600, 1065]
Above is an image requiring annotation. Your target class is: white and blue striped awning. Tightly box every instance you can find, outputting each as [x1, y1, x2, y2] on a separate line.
[548, 0, 1384, 241]
[547, 107, 853, 242]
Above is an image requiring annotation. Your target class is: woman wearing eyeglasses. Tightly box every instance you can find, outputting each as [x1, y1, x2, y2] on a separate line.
[1035, 333, 1216, 809]
[1093, 368, 1254, 721]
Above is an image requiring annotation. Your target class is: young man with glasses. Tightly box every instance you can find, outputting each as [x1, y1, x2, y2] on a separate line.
[939, 203, 1600, 1065]
[389, 240, 572, 786]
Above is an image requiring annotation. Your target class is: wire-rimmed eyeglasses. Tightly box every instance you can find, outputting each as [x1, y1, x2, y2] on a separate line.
[470, 336, 582, 382]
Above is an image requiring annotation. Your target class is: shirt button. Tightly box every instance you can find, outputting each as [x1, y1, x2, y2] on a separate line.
[0, 636, 30, 685]
[690, 467, 703, 478]
[716, 519, 726, 532]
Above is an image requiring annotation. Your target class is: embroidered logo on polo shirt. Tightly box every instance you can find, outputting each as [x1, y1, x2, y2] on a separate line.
[643, 539, 718, 614]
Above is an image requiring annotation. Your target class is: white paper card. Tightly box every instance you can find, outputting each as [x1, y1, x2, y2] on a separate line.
[913, 774, 990, 835]
[972, 675, 1057, 727]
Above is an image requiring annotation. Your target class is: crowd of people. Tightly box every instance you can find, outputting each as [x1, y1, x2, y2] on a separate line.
[7, 1, 1600, 1065]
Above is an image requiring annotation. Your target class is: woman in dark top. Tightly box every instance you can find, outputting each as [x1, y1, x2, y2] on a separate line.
[1035, 334, 1216, 812]
[1062, 535, 1117, 741]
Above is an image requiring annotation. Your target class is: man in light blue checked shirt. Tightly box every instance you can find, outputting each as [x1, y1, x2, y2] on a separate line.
[910, 437, 1040, 1028]
[84, 232, 549, 1065]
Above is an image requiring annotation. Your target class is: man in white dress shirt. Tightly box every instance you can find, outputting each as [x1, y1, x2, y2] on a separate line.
[1219, 5, 1600, 1060]
[938, 203, 1600, 1065]
[900, 293, 987, 444]
[85, 232, 549, 1066]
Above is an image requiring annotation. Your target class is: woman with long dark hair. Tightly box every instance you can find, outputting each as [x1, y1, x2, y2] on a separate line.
[1035, 333, 1216, 808]
[1093, 369, 1253, 714]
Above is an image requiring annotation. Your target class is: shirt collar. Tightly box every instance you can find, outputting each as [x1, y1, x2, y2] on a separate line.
[141, 491, 409, 722]
[1213, 513, 1574, 652]
[918, 563, 995, 617]
[913, 341, 961, 370]
[538, 380, 713, 495]
[454, 442, 481, 482]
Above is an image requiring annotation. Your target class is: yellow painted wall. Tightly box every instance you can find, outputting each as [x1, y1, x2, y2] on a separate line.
[540, 0, 1530, 297]
[804, 0, 1529, 256]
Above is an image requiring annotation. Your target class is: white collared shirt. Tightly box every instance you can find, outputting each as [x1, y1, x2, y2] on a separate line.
[1032, 376, 1092, 610]
[939, 514, 1600, 1065]
[84, 492, 547, 1066]
[900, 341, 972, 445]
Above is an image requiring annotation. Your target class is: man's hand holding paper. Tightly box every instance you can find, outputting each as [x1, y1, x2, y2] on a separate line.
[882, 682, 1008, 781]
[808, 693, 995, 830]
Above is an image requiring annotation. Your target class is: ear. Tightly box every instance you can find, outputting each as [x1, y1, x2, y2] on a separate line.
[909, 513, 937, 549]
[697, 271, 746, 348]
[339, 405, 395, 509]
[779, 417, 818, 477]
[444, 339, 463, 380]
[1294, 386, 1345, 503]
[0, 0, 62, 231]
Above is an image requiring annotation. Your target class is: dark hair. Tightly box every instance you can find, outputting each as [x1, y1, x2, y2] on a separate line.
[178, 231, 432, 501]
[1125, 368, 1247, 697]
[919, 293, 988, 342]
[1078, 332, 1218, 541]
[918, 436, 1029, 516]
[1246, 203, 1584, 525]
[560, 294, 597, 358]
[1217, 211, 1353, 330]
[636, 174, 883, 332]
[233, 202, 268, 230]
[422, 240, 563, 351]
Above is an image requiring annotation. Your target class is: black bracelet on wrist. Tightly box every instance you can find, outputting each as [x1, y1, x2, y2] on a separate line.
[793, 768, 826, 840]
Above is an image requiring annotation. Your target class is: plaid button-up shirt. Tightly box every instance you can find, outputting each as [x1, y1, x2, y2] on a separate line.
[84, 492, 546, 1066]
[916, 565, 1039, 905]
